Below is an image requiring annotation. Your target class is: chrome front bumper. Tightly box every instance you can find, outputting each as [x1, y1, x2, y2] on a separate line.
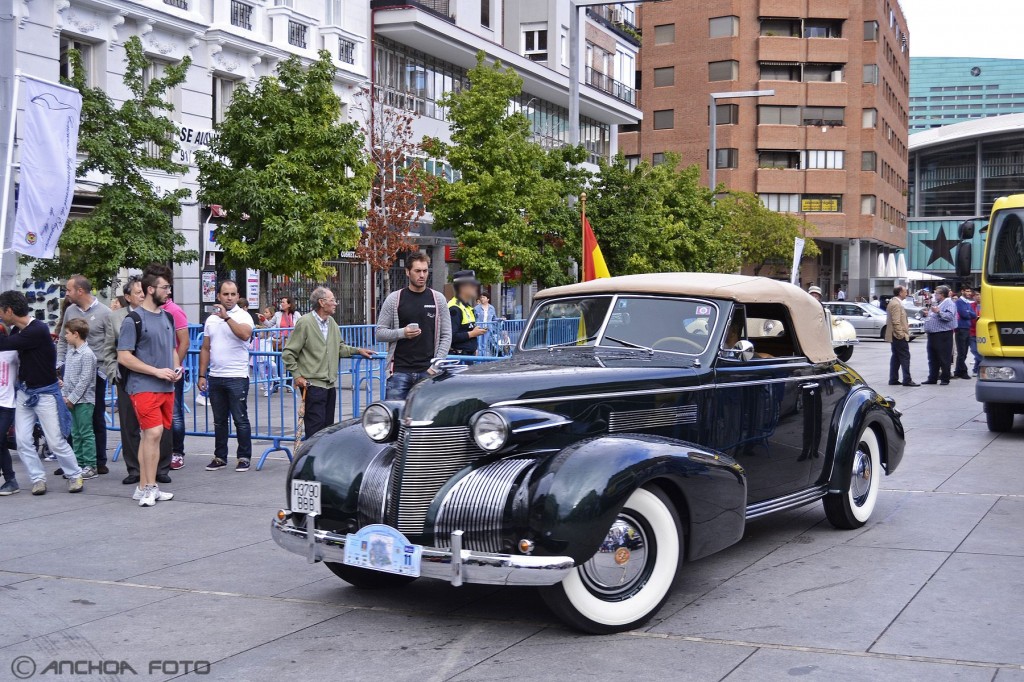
[271, 512, 575, 587]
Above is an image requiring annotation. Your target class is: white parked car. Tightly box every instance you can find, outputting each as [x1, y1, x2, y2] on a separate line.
[823, 301, 924, 341]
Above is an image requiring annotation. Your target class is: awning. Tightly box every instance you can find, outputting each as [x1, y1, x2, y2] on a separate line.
[905, 270, 944, 281]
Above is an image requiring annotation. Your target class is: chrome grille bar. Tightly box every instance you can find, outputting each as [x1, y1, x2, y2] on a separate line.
[608, 404, 699, 433]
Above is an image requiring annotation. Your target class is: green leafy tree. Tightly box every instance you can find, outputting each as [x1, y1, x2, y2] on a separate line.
[424, 53, 590, 287]
[717, 191, 820, 276]
[27, 36, 196, 287]
[197, 51, 372, 278]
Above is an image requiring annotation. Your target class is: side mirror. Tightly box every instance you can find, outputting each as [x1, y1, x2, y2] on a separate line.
[955, 241, 973, 279]
[863, 312, 872, 317]
[958, 220, 975, 240]
[720, 339, 755, 362]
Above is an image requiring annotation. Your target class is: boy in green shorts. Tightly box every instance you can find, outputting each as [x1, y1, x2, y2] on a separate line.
[62, 318, 98, 479]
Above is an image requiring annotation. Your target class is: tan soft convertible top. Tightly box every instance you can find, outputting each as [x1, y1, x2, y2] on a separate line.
[535, 273, 834, 364]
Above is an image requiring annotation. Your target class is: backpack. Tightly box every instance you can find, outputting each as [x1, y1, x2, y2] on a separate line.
[118, 309, 174, 386]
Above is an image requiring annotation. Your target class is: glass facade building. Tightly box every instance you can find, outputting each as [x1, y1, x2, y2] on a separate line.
[910, 57, 1024, 132]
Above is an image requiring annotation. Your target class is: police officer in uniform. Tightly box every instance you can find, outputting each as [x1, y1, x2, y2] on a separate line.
[448, 270, 486, 356]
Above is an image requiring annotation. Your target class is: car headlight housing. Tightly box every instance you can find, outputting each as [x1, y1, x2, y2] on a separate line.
[362, 402, 399, 442]
[980, 366, 1017, 381]
[471, 410, 509, 452]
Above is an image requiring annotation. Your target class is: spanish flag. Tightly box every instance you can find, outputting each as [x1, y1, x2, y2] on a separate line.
[582, 217, 610, 282]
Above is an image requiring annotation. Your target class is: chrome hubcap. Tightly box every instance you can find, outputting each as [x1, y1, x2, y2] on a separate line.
[580, 514, 649, 597]
[850, 445, 873, 506]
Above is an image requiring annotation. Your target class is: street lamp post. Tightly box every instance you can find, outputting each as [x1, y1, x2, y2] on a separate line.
[708, 89, 774, 191]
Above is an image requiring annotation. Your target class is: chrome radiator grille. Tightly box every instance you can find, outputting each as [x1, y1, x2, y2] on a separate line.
[434, 458, 536, 553]
[386, 425, 484, 535]
[357, 447, 397, 528]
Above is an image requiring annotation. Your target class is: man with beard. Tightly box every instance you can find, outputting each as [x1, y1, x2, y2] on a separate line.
[117, 265, 180, 507]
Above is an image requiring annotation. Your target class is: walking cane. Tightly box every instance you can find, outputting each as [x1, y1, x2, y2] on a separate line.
[294, 385, 308, 443]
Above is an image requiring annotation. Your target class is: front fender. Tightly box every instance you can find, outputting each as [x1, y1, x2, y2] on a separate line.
[526, 434, 746, 565]
[825, 387, 906, 492]
[289, 419, 392, 529]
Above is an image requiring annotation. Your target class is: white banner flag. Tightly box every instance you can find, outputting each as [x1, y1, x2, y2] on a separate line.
[12, 76, 82, 258]
[790, 236, 805, 285]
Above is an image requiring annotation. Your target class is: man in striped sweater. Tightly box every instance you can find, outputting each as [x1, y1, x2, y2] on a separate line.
[374, 253, 451, 400]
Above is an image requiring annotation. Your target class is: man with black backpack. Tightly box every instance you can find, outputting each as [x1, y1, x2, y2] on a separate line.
[117, 265, 181, 507]
[103, 276, 148, 484]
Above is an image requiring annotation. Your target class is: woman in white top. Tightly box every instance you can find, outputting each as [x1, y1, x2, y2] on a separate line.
[0, 325, 20, 495]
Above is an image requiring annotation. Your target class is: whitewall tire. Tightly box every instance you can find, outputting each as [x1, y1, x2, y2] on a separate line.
[824, 426, 881, 529]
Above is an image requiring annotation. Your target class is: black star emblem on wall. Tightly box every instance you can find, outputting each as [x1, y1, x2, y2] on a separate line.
[921, 226, 957, 266]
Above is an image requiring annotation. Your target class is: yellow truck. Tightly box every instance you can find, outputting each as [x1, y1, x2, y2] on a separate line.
[967, 195, 1024, 432]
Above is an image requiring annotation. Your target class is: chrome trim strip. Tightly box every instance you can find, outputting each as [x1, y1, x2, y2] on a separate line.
[272, 516, 575, 587]
[745, 485, 828, 519]
[492, 371, 847, 407]
[609, 404, 699, 433]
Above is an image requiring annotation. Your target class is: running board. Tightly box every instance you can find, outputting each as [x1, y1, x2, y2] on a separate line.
[745, 485, 829, 520]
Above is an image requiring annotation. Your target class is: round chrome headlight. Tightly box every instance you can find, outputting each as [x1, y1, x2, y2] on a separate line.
[472, 410, 509, 452]
[362, 403, 396, 443]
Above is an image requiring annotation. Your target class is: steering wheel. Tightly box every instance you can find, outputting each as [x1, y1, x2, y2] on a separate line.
[651, 336, 705, 352]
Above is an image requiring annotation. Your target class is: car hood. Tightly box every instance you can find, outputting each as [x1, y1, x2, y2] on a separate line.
[401, 350, 704, 427]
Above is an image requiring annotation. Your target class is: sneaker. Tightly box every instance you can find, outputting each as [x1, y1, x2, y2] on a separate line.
[42, 453, 56, 462]
[156, 473, 172, 484]
[0, 479, 20, 496]
[170, 454, 185, 470]
[54, 467, 64, 476]
[122, 474, 140, 485]
[195, 394, 208, 406]
[152, 486, 174, 502]
[235, 459, 251, 472]
[31, 481, 46, 495]
[132, 486, 145, 501]
[205, 457, 227, 471]
[139, 486, 156, 507]
[97, 465, 109, 475]
[80, 466, 98, 480]
[68, 476, 84, 493]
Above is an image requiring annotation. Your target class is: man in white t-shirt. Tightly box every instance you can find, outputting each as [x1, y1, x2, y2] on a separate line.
[197, 279, 254, 472]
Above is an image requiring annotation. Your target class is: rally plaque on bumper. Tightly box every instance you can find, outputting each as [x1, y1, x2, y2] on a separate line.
[343, 524, 423, 578]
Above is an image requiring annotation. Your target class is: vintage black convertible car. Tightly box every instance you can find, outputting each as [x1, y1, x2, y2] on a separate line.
[272, 274, 905, 633]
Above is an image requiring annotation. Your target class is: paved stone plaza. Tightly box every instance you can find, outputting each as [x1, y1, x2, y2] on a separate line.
[1, 340, 1022, 681]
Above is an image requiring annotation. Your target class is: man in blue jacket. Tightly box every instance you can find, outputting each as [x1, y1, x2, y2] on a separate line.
[953, 285, 977, 380]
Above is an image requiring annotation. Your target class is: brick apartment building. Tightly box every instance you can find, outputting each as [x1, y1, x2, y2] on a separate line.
[620, 0, 911, 299]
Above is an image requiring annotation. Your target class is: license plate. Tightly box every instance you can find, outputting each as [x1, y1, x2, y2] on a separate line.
[290, 480, 321, 515]
[343, 524, 422, 577]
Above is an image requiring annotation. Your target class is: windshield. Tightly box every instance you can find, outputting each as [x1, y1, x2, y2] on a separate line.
[986, 208, 1024, 282]
[522, 295, 719, 355]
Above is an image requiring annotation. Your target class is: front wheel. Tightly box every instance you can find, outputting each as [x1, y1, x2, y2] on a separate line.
[824, 426, 882, 529]
[325, 562, 417, 589]
[878, 325, 887, 340]
[540, 486, 682, 634]
[985, 403, 1015, 433]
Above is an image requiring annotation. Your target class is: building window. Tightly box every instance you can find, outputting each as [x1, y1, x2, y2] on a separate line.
[759, 62, 800, 81]
[231, 0, 253, 29]
[709, 60, 738, 82]
[481, 0, 490, 28]
[861, 151, 877, 171]
[339, 39, 355, 65]
[709, 16, 739, 38]
[803, 63, 843, 82]
[758, 105, 800, 125]
[652, 152, 667, 165]
[861, 195, 877, 215]
[801, 150, 844, 169]
[625, 155, 640, 171]
[760, 193, 800, 212]
[59, 35, 93, 86]
[864, 20, 878, 40]
[863, 108, 878, 128]
[863, 64, 879, 85]
[759, 17, 800, 37]
[804, 19, 842, 38]
[163, 0, 188, 9]
[802, 106, 845, 126]
[758, 150, 800, 169]
[801, 195, 843, 212]
[212, 76, 237, 125]
[715, 103, 739, 124]
[288, 21, 308, 48]
[653, 66, 675, 87]
[715, 148, 739, 168]
[653, 109, 674, 130]
[522, 24, 548, 62]
[654, 24, 675, 45]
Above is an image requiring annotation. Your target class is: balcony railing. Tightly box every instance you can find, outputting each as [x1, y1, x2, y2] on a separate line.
[339, 39, 356, 65]
[370, 0, 455, 22]
[163, 0, 188, 8]
[288, 21, 307, 48]
[585, 67, 636, 106]
[230, 0, 253, 30]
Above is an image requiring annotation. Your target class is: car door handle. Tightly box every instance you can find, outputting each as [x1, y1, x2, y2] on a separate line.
[801, 382, 820, 394]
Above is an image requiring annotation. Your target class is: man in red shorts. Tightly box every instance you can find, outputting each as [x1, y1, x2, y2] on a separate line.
[117, 264, 181, 507]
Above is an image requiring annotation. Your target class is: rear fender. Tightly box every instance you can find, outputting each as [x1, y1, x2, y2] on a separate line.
[526, 434, 746, 565]
[824, 388, 905, 492]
